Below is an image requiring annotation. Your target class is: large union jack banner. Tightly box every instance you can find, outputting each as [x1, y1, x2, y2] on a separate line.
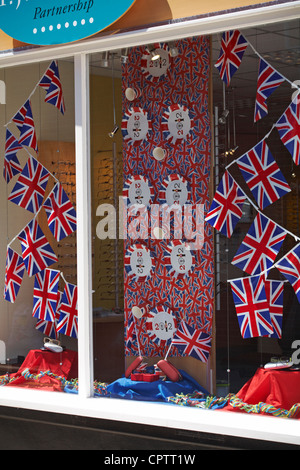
[254, 59, 285, 122]
[231, 213, 287, 276]
[264, 278, 285, 339]
[205, 171, 246, 237]
[3, 247, 25, 303]
[276, 99, 300, 165]
[237, 139, 291, 210]
[57, 282, 78, 338]
[18, 219, 58, 277]
[171, 321, 211, 362]
[276, 244, 300, 303]
[32, 268, 60, 322]
[12, 100, 38, 153]
[8, 155, 50, 214]
[3, 129, 23, 183]
[43, 183, 76, 241]
[215, 30, 248, 85]
[230, 275, 273, 338]
[39, 60, 65, 115]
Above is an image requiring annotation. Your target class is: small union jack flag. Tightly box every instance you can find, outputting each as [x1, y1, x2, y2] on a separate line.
[231, 213, 287, 276]
[57, 282, 78, 338]
[32, 269, 60, 322]
[39, 61, 65, 115]
[18, 219, 58, 277]
[8, 155, 50, 214]
[205, 171, 246, 237]
[264, 278, 285, 339]
[254, 59, 285, 122]
[276, 244, 300, 303]
[215, 30, 248, 85]
[35, 291, 62, 339]
[237, 139, 291, 210]
[171, 321, 211, 362]
[3, 129, 23, 183]
[3, 247, 25, 303]
[276, 99, 300, 165]
[43, 183, 76, 241]
[230, 275, 273, 338]
[12, 100, 38, 153]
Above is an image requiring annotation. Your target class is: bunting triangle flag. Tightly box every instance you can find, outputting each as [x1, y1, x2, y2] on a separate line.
[264, 278, 285, 339]
[43, 183, 76, 241]
[214, 30, 248, 86]
[254, 58, 285, 122]
[35, 290, 62, 339]
[32, 268, 60, 322]
[276, 244, 300, 303]
[12, 99, 38, 153]
[56, 282, 78, 338]
[39, 60, 65, 115]
[3, 129, 23, 183]
[3, 247, 25, 303]
[276, 99, 300, 165]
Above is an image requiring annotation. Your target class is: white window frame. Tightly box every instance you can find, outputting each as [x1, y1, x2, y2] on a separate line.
[0, 0, 300, 446]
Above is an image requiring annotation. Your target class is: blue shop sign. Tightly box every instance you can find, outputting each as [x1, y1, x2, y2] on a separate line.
[0, 0, 136, 45]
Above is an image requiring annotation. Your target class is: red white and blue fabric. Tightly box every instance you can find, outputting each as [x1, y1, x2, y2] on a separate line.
[276, 244, 300, 303]
[254, 59, 285, 122]
[3, 247, 25, 303]
[236, 139, 291, 210]
[43, 183, 76, 241]
[17, 219, 58, 277]
[8, 155, 50, 214]
[12, 100, 38, 153]
[56, 282, 78, 338]
[230, 275, 273, 338]
[205, 171, 246, 237]
[276, 99, 300, 165]
[231, 213, 287, 276]
[32, 269, 60, 322]
[264, 278, 285, 339]
[215, 30, 248, 85]
[171, 321, 211, 362]
[39, 60, 65, 115]
[3, 129, 23, 183]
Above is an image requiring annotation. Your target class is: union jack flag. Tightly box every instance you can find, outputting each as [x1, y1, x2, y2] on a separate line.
[215, 30, 248, 85]
[32, 269, 60, 322]
[17, 219, 58, 277]
[254, 59, 285, 122]
[43, 183, 76, 241]
[3, 129, 23, 183]
[39, 60, 65, 115]
[230, 275, 273, 338]
[276, 244, 300, 303]
[237, 140, 291, 210]
[231, 213, 287, 276]
[276, 99, 300, 165]
[171, 321, 211, 362]
[35, 290, 62, 339]
[8, 155, 50, 214]
[12, 100, 38, 153]
[57, 282, 78, 338]
[3, 247, 25, 303]
[264, 278, 285, 339]
[205, 171, 246, 237]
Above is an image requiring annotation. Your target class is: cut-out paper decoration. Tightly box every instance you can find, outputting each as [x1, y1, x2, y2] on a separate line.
[121, 107, 152, 145]
[161, 104, 193, 144]
[229, 275, 273, 338]
[17, 219, 58, 277]
[159, 174, 189, 206]
[236, 140, 291, 210]
[3, 247, 25, 304]
[146, 305, 176, 347]
[276, 243, 300, 304]
[125, 244, 153, 282]
[231, 213, 287, 276]
[8, 155, 50, 213]
[171, 321, 211, 362]
[254, 59, 285, 122]
[264, 279, 285, 339]
[32, 268, 60, 322]
[43, 183, 77, 241]
[141, 43, 171, 81]
[12, 99, 38, 153]
[165, 240, 195, 279]
[205, 171, 246, 237]
[276, 99, 300, 165]
[56, 282, 78, 339]
[123, 175, 154, 208]
[3, 129, 23, 183]
[214, 30, 248, 86]
[39, 60, 65, 115]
